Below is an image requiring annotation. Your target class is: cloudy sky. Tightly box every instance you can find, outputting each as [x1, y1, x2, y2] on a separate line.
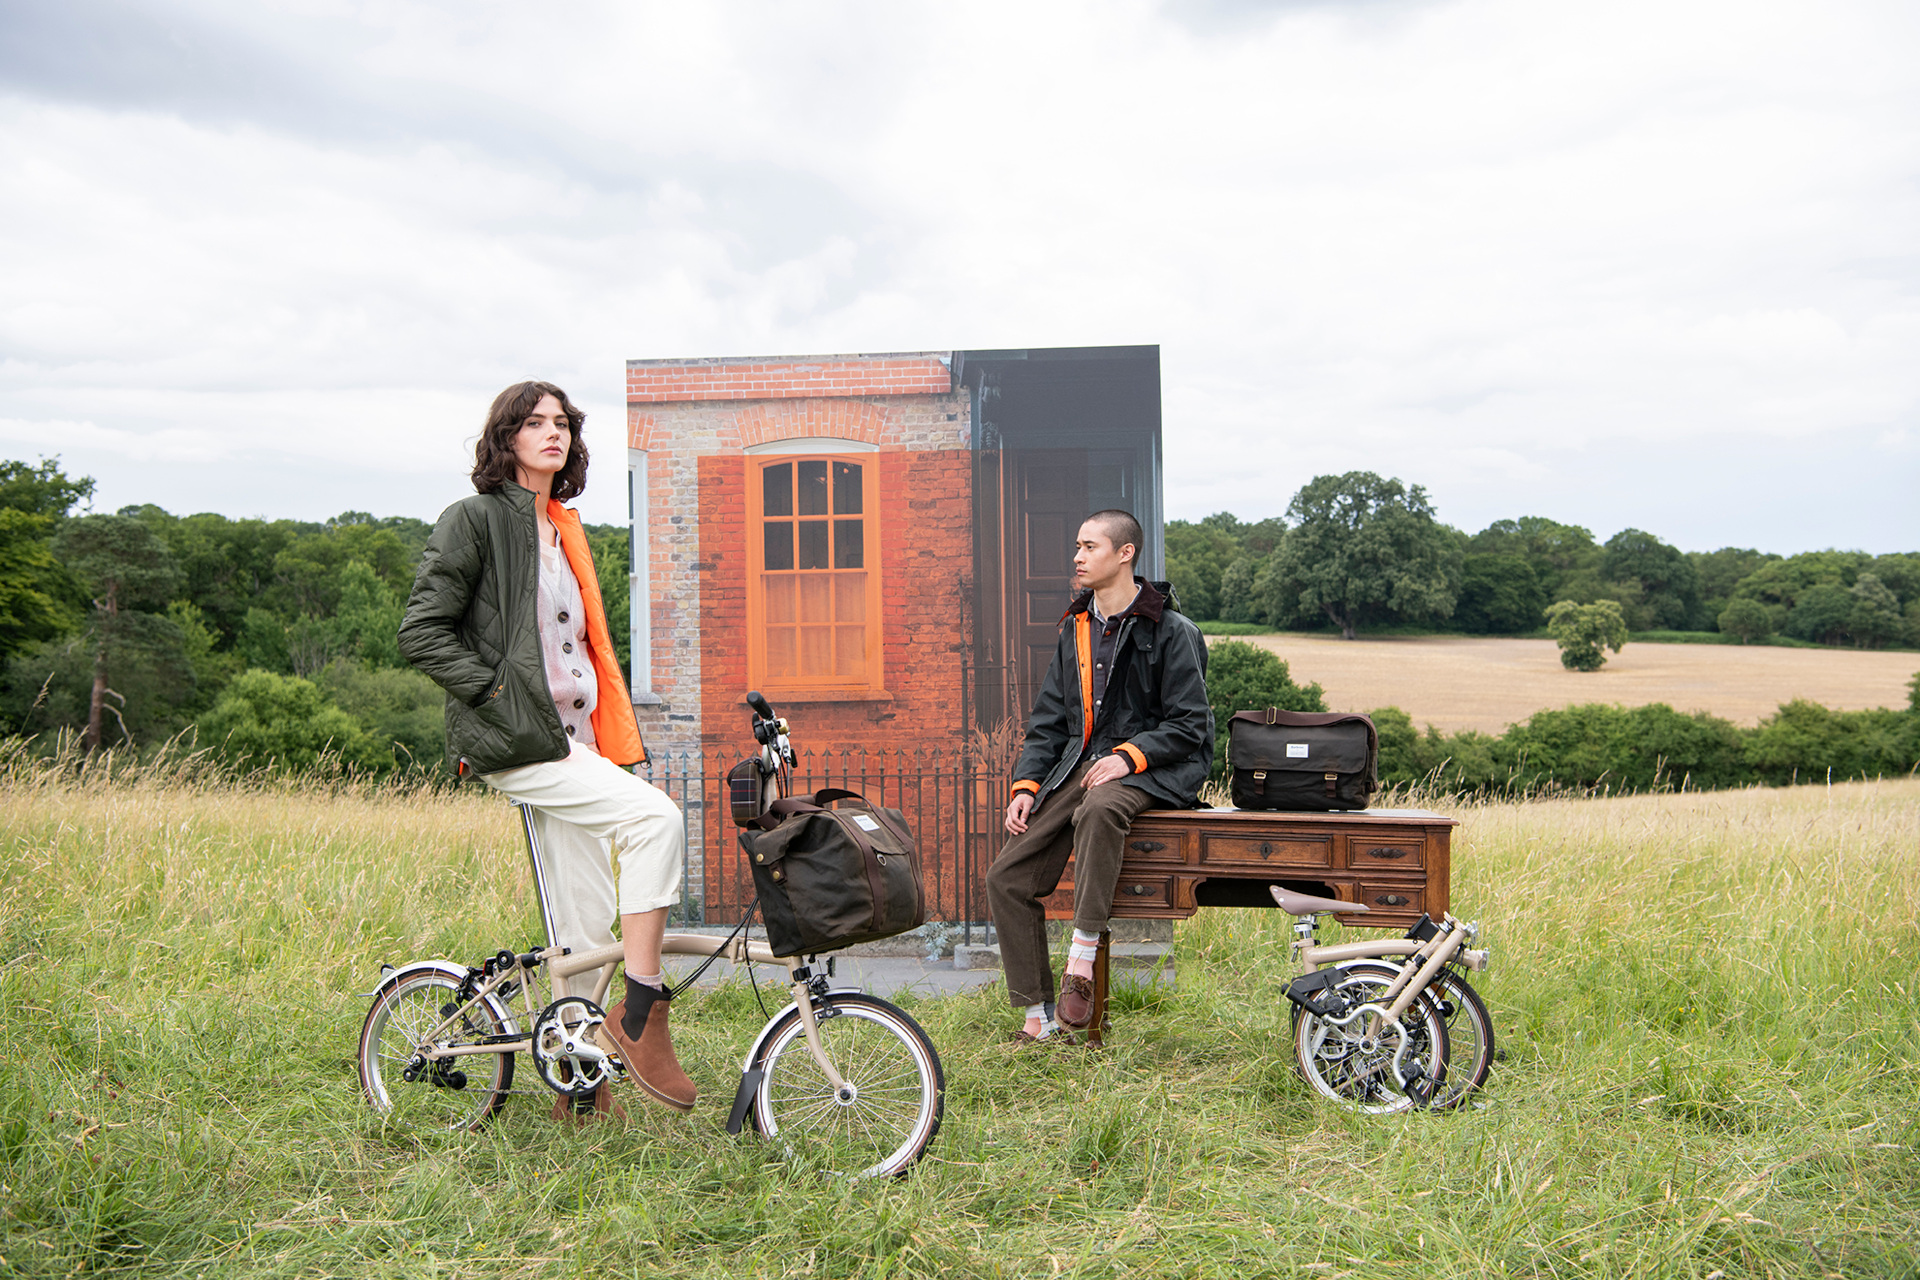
[2, 0, 1915, 553]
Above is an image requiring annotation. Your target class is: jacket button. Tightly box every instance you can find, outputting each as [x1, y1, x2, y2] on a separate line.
[573, 698, 585, 709]
[572, 669, 582, 678]
[565, 725, 575, 736]
[562, 641, 574, 653]
[557, 610, 569, 622]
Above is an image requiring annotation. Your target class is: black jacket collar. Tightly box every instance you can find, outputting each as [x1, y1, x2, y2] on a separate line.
[1067, 577, 1168, 624]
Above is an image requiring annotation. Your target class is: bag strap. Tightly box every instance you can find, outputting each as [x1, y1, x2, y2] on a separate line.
[744, 788, 897, 935]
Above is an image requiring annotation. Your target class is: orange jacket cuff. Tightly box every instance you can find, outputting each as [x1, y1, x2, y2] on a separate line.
[1011, 779, 1041, 796]
[1114, 743, 1148, 774]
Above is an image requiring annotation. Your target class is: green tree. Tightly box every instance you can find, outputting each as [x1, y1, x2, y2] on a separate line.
[1847, 573, 1903, 648]
[194, 668, 383, 773]
[1453, 554, 1547, 634]
[0, 457, 95, 519]
[1691, 546, 1779, 626]
[1601, 528, 1702, 630]
[1495, 702, 1751, 793]
[1544, 599, 1628, 671]
[1204, 640, 1326, 779]
[1716, 596, 1774, 645]
[1217, 556, 1261, 623]
[584, 523, 632, 676]
[1784, 583, 1854, 645]
[1258, 472, 1459, 639]
[1731, 551, 1872, 610]
[314, 660, 446, 773]
[54, 515, 186, 749]
[1469, 516, 1599, 600]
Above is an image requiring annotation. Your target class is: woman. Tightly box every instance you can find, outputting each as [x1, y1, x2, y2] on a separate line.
[398, 379, 694, 1120]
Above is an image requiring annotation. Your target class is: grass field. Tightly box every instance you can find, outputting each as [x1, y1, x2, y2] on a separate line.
[1221, 634, 1920, 735]
[2, 761, 1917, 1278]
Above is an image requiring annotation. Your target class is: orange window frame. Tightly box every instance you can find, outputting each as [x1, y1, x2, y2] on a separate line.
[745, 455, 884, 697]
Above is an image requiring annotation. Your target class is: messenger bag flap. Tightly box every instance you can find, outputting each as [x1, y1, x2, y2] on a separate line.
[1229, 710, 1376, 775]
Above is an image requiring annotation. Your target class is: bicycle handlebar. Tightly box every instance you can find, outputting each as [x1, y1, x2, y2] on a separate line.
[746, 690, 775, 721]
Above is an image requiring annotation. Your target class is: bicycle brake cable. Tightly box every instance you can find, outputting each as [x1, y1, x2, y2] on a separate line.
[666, 898, 760, 1001]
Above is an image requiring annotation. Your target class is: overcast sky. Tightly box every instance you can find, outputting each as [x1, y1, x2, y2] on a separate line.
[2, 0, 1915, 553]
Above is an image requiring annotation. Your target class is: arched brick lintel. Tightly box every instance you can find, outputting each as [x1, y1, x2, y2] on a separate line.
[732, 400, 893, 450]
[628, 409, 658, 451]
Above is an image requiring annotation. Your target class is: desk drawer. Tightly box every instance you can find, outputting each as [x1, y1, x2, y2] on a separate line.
[1201, 833, 1334, 868]
[1346, 836, 1426, 869]
[1111, 875, 1175, 911]
[1353, 881, 1425, 916]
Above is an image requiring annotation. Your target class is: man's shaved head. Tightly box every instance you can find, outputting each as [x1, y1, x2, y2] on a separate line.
[1085, 509, 1143, 565]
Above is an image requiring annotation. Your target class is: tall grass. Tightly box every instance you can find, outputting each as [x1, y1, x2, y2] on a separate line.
[1, 756, 1915, 1278]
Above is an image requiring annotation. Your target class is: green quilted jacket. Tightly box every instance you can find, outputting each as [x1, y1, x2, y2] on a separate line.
[398, 482, 636, 776]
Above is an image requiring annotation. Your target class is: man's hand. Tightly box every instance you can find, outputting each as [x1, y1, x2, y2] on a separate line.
[1082, 754, 1132, 788]
[1005, 792, 1035, 834]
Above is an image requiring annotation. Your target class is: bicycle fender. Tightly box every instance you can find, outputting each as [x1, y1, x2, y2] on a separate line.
[366, 959, 522, 1036]
[726, 1068, 766, 1135]
[737, 986, 867, 1072]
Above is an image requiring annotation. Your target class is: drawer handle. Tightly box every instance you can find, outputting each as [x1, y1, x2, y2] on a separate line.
[1129, 840, 1166, 853]
[1125, 883, 1153, 896]
[1375, 893, 1410, 906]
[1365, 846, 1409, 860]
[1258, 841, 1274, 858]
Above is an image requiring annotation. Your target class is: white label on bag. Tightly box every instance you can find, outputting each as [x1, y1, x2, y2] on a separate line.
[850, 814, 882, 832]
[1286, 742, 1310, 758]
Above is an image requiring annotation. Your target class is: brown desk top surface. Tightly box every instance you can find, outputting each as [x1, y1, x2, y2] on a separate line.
[1131, 807, 1457, 825]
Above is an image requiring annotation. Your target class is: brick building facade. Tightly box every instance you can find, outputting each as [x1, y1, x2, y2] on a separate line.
[622, 347, 1163, 920]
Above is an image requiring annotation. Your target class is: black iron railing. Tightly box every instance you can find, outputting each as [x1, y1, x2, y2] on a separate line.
[640, 748, 1015, 942]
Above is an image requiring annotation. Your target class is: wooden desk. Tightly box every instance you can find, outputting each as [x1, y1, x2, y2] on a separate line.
[1040, 807, 1457, 1045]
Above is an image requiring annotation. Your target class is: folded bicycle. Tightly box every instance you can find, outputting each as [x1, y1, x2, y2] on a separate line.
[1274, 885, 1495, 1114]
[355, 694, 945, 1178]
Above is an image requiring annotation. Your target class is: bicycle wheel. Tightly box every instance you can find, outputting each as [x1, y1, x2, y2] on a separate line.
[1339, 961, 1494, 1110]
[1293, 963, 1449, 1114]
[750, 993, 944, 1178]
[359, 967, 516, 1133]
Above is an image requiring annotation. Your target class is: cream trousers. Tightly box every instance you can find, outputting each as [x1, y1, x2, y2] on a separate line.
[482, 743, 686, 982]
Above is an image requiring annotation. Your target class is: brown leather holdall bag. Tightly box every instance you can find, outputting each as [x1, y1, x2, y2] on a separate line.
[1228, 709, 1378, 811]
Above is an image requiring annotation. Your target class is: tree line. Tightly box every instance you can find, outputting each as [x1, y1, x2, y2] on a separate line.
[0, 458, 630, 775]
[1167, 471, 1920, 648]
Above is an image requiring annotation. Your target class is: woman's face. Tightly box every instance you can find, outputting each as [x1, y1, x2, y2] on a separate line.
[511, 394, 571, 483]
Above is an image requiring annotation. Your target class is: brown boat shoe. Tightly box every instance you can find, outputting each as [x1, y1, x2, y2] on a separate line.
[549, 1080, 627, 1126]
[1055, 972, 1096, 1030]
[599, 981, 697, 1113]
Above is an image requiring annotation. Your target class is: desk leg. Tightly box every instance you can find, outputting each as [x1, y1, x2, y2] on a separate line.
[1088, 930, 1111, 1049]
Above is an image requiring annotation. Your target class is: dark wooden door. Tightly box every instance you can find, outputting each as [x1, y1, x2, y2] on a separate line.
[1008, 449, 1087, 724]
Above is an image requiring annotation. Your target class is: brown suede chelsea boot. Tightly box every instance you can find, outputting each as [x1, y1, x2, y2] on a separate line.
[600, 978, 697, 1113]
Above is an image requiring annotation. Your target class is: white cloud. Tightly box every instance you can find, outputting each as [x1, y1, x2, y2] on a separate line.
[0, 0, 1915, 549]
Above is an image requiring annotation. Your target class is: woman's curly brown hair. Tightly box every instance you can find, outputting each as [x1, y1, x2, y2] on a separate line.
[471, 380, 590, 502]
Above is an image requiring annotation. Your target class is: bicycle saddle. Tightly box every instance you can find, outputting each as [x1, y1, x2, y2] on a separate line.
[1269, 886, 1367, 917]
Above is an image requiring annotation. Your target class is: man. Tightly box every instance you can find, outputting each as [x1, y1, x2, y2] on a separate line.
[985, 509, 1213, 1041]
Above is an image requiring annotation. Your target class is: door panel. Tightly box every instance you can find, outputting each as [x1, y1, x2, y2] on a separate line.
[1009, 450, 1087, 723]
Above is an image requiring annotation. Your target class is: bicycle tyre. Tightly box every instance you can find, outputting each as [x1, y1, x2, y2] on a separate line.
[1338, 961, 1494, 1109]
[359, 967, 516, 1133]
[749, 993, 944, 1178]
[1292, 963, 1449, 1114]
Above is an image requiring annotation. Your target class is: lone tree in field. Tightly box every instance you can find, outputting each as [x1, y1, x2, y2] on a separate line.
[1544, 599, 1628, 672]
[1260, 472, 1458, 639]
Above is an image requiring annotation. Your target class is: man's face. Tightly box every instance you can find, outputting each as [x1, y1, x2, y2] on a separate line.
[1074, 520, 1133, 592]
[511, 393, 572, 482]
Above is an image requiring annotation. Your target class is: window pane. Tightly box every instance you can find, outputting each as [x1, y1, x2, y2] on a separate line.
[762, 463, 792, 517]
[800, 626, 833, 677]
[797, 574, 832, 624]
[767, 628, 796, 678]
[797, 519, 829, 570]
[834, 572, 865, 624]
[834, 518, 863, 568]
[797, 460, 830, 515]
[835, 625, 865, 679]
[833, 461, 863, 514]
[764, 521, 793, 572]
[764, 575, 795, 625]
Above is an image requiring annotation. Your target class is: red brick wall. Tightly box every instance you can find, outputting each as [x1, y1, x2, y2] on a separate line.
[629, 356, 951, 403]
[697, 450, 972, 756]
